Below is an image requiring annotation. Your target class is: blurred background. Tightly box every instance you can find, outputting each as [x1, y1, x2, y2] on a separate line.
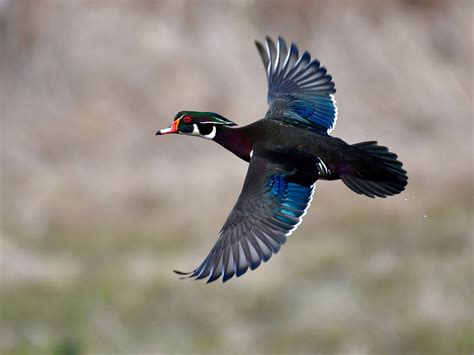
[0, 0, 472, 354]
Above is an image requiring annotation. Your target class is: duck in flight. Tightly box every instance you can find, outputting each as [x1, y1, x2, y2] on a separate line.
[156, 36, 408, 283]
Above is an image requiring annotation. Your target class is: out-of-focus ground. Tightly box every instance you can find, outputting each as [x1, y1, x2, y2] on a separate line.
[0, 0, 472, 354]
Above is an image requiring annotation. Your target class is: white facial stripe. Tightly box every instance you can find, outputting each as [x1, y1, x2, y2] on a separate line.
[204, 125, 216, 139]
[187, 124, 216, 140]
[200, 121, 227, 125]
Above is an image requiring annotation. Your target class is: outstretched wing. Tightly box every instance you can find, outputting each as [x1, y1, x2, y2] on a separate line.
[175, 151, 318, 283]
[255, 36, 338, 134]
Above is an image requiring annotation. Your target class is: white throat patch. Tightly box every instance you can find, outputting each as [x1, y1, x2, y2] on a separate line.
[191, 124, 216, 140]
[203, 125, 216, 139]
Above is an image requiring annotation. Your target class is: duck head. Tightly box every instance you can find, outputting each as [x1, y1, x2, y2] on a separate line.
[156, 111, 237, 140]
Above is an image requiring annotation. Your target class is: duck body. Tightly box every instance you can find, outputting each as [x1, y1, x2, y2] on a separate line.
[156, 36, 408, 283]
[214, 118, 346, 164]
[214, 119, 385, 183]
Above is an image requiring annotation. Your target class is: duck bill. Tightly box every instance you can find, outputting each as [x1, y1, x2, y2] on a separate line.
[156, 120, 179, 135]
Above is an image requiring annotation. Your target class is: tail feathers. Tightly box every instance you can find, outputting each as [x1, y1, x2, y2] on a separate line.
[342, 141, 408, 198]
[341, 175, 405, 198]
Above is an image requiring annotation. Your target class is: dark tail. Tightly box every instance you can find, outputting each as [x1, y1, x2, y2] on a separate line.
[341, 141, 408, 198]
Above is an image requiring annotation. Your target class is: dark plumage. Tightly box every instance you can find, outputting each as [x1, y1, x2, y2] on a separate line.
[156, 36, 408, 283]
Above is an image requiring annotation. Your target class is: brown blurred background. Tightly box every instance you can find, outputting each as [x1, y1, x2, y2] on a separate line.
[0, 0, 472, 354]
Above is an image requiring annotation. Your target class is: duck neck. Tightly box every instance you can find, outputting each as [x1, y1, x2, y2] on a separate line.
[213, 125, 253, 162]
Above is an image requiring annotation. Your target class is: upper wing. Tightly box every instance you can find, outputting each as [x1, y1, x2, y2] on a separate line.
[175, 151, 318, 283]
[255, 36, 338, 134]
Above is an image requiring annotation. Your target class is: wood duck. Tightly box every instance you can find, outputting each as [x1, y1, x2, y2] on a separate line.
[156, 36, 408, 283]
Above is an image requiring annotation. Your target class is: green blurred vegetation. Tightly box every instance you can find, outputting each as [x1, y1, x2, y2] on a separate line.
[2, 185, 471, 354]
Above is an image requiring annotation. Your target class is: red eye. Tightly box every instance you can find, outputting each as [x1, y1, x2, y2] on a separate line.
[183, 115, 192, 123]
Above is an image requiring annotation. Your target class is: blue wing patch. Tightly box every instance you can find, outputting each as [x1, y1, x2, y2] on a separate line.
[256, 36, 338, 134]
[268, 174, 315, 235]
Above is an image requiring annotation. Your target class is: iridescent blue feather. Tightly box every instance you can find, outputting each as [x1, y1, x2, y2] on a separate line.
[268, 174, 315, 235]
[255, 36, 338, 134]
